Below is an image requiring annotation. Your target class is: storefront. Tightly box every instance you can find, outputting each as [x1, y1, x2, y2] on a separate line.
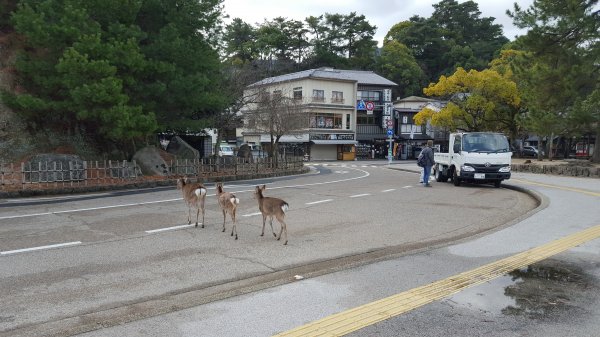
[309, 133, 357, 161]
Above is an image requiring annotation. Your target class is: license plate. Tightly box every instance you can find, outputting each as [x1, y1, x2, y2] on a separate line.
[474, 173, 485, 179]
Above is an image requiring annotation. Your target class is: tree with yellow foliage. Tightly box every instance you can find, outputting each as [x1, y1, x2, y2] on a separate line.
[414, 67, 522, 142]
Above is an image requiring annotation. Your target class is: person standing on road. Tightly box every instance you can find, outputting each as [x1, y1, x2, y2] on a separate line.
[419, 140, 435, 187]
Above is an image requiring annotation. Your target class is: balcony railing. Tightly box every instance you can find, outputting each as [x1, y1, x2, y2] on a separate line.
[331, 98, 345, 104]
[312, 97, 325, 102]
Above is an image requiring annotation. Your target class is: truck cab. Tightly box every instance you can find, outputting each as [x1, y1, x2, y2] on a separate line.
[434, 132, 512, 187]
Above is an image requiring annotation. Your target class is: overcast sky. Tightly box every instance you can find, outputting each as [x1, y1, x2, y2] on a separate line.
[221, 0, 534, 46]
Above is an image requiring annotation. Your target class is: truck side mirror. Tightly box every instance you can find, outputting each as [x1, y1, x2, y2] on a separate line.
[453, 143, 461, 153]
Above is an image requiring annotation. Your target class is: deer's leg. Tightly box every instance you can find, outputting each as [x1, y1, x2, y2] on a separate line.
[269, 216, 276, 237]
[280, 219, 288, 245]
[261, 215, 266, 236]
[231, 209, 238, 240]
[195, 207, 200, 228]
[187, 207, 192, 225]
[200, 199, 205, 228]
[222, 209, 226, 232]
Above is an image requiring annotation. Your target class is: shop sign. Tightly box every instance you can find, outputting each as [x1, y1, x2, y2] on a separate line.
[383, 89, 392, 102]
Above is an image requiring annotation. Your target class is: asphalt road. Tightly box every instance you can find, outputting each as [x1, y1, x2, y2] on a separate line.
[1, 161, 543, 336]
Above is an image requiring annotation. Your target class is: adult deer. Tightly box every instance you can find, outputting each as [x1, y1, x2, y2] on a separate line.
[177, 177, 207, 228]
[215, 182, 240, 239]
[254, 185, 289, 245]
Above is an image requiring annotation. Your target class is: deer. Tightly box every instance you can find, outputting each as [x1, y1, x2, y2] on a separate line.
[177, 177, 207, 228]
[254, 185, 289, 245]
[215, 182, 240, 239]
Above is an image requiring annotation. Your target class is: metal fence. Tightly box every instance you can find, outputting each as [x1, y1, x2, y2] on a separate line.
[0, 156, 305, 191]
[0, 160, 141, 190]
[168, 156, 305, 178]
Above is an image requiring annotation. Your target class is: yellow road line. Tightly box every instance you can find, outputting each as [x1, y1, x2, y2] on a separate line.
[274, 224, 600, 337]
[511, 178, 600, 197]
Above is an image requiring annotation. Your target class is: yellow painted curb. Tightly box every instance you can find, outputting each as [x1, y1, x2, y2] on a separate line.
[274, 224, 600, 337]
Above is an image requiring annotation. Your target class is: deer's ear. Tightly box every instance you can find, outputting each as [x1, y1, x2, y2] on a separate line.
[261, 184, 266, 190]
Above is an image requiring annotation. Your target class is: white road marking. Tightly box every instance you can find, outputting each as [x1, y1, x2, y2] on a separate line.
[1, 241, 82, 256]
[306, 199, 333, 205]
[350, 193, 371, 198]
[145, 224, 195, 234]
[2, 168, 370, 220]
[381, 189, 396, 193]
[402, 185, 413, 189]
[243, 212, 263, 217]
[0, 198, 182, 220]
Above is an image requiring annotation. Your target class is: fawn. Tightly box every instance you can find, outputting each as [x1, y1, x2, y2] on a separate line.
[254, 185, 289, 245]
[215, 182, 240, 239]
[177, 177, 207, 228]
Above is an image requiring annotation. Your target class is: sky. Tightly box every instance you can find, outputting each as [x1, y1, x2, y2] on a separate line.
[221, 0, 534, 46]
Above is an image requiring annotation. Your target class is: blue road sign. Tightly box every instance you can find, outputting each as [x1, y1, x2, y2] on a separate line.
[386, 129, 393, 136]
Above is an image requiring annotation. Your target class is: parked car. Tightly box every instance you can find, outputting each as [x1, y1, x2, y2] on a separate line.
[522, 146, 543, 157]
[218, 144, 235, 157]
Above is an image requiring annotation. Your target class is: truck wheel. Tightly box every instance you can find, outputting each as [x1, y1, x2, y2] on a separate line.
[494, 180, 501, 188]
[452, 170, 461, 186]
[435, 166, 446, 182]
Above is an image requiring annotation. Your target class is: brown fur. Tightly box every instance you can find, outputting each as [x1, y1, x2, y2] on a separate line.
[215, 182, 240, 240]
[254, 185, 289, 245]
[177, 177, 207, 228]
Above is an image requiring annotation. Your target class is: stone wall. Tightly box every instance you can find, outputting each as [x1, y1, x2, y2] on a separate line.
[512, 163, 600, 178]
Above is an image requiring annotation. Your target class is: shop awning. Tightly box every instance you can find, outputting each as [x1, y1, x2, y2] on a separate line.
[260, 134, 310, 143]
[311, 140, 358, 145]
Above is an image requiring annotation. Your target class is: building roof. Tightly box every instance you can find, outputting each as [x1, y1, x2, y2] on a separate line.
[394, 96, 436, 103]
[249, 67, 397, 87]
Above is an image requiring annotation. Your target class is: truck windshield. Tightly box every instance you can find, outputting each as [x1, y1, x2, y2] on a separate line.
[462, 134, 510, 153]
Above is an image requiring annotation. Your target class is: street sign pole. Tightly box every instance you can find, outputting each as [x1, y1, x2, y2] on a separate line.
[386, 125, 394, 165]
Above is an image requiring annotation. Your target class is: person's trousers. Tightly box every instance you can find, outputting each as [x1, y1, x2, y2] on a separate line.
[423, 165, 432, 185]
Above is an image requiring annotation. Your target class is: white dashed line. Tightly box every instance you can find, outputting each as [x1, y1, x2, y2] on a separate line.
[350, 193, 371, 198]
[381, 189, 396, 193]
[1, 241, 82, 256]
[145, 224, 195, 234]
[402, 185, 413, 189]
[243, 212, 263, 217]
[306, 199, 333, 205]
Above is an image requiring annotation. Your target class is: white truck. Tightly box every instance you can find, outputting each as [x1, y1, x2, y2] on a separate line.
[433, 132, 512, 188]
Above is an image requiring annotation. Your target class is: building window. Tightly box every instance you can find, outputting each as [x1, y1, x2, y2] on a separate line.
[332, 91, 344, 103]
[309, 113, 343, 129]
[357, 90, 381, 102]
[293, 87, 302, 100]
[346, 114, 351, 130]
[312, 89, 325, 102]
[401, 124, 422, 133]
[272, 90, 282, 99]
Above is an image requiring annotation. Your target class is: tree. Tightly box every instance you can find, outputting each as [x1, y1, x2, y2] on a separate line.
[414, 67, 521, 135]
[377, 40, 426, 98]
[134, 0, 226, 134]
[222, 18, 258, 64]
[5, 0, 227, 157]
[384, 0, 508, 83]
[507, 0, 600, 161]
[6, 0, 156, 155]
[244, 87, 306, 165]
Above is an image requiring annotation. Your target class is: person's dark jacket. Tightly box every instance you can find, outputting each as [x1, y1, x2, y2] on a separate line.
[420, 146, 435, 167]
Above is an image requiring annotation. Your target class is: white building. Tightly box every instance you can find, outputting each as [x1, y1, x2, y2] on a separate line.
[240, 67, 396, 161]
